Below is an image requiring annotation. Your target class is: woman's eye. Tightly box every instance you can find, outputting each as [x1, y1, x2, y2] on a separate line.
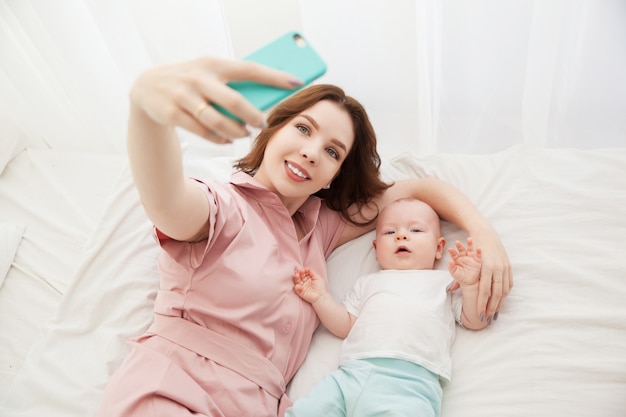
[297, 125, 309, 135]
[326, 148, 339, 160]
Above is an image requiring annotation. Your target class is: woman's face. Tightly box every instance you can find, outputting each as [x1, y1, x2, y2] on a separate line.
[254, 100, 354, 212]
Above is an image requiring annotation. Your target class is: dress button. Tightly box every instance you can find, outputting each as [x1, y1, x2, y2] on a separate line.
[284, 322, 292, 332]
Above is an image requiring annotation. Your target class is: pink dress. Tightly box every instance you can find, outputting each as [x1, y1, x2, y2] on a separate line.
[97, 172, 346, 417]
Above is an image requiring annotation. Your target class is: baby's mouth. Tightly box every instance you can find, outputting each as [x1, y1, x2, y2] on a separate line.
[396, 246, 411, 254]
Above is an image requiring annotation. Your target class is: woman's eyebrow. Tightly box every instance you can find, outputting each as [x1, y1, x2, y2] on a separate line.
[300, 114, 320, 130]
[331, 138, 347, 153]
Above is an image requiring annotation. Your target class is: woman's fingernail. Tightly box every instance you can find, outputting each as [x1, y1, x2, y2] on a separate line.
[487, 316, 493, 325]
[253, 115, 268, 129]
[480, 312, 485, 322]
[288, 77, 304, 86]
[494, 312, 499, 321]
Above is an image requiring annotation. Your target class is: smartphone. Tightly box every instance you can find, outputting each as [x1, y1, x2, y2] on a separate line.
[213, 31, 327, 123]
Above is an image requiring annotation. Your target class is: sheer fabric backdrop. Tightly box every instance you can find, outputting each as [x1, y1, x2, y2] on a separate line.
[299, 0, 626, 156]
[1, 0, 624, 158]
[0, 0, 232, 154]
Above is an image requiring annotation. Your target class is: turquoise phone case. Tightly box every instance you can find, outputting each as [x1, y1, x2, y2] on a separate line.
[214, 31, 327, 123]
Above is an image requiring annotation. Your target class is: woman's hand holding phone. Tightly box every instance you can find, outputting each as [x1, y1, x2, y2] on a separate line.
[129, 32, 326, 144]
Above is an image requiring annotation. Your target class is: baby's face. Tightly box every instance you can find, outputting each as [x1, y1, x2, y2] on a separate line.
[373, 200, 445, 270]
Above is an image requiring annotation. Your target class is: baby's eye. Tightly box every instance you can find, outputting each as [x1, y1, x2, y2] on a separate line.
[411, 228, 422, 233]
[384, 230, 395, 235]
[326, 148, 339, 160]
[297, 124, 310, 135]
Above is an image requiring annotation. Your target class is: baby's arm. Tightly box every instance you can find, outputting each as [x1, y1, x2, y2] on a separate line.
[293, 268, 356, 338]
[448, 238, 488, 330]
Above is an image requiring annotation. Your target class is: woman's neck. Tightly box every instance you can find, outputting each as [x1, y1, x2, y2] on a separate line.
[281, 195, 309, 217]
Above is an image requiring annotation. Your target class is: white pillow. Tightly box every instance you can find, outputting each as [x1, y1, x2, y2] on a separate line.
[288, 145, 626, 417]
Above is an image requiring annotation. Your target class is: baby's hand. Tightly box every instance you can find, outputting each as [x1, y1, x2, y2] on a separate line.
[448, 237, 482, 287]
[293, 267, 327, 305]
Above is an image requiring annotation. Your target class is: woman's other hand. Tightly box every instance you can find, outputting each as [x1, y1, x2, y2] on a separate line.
[476, 232, 512, 322]
[450, 231, 513, 323]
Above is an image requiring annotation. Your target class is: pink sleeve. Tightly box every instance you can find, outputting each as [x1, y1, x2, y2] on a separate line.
[152, 178, 239, 269]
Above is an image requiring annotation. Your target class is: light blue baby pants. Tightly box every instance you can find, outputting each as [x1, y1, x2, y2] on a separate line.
[286, 358, 442, 417]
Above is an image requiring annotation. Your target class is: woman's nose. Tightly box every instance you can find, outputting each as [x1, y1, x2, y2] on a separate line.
[301, 144, 320, 164]
[300, 149, 317, 165]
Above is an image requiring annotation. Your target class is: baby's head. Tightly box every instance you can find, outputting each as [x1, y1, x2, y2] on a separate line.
[373, 198, 446, 270]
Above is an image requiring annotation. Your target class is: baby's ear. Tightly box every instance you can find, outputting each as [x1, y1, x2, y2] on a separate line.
[435, 237, 446, 259]
[372, 240, 377, 250]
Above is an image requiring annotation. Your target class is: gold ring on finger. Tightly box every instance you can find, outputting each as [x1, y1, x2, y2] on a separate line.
[194, 101, 210, 119]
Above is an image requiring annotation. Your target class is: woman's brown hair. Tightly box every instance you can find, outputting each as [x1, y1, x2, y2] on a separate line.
[235, 84, 391, 226]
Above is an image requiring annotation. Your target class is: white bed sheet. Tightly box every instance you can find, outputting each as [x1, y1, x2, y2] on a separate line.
[289, 146, 626, 416]
[0, 149, 126, 397]
[0, 222, 23, 288]
[1, 145, 625, 417]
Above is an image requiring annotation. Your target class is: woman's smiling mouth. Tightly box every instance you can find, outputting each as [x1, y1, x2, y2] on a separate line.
[285, 161, 310, 180]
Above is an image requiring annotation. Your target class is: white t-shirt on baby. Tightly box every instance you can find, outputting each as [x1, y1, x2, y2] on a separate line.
[341, 269, 463, 382]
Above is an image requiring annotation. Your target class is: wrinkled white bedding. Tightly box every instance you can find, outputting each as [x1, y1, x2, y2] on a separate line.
[1, 145, 625, 417]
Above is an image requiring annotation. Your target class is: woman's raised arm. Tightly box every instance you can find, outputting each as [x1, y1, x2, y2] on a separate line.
[126, 57, 301, 241]
[339, 176, 512, 322]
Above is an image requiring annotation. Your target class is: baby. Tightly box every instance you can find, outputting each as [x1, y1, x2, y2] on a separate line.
[287, 198, 487, 417]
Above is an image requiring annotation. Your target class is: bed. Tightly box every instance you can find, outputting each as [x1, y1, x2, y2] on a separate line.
[2, 1, 626, 416]
[1, 132, 625, 416]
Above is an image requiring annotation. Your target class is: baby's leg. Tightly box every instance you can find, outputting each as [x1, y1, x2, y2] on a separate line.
[285, 368, 347, 417]
[353, 358, 443, 417]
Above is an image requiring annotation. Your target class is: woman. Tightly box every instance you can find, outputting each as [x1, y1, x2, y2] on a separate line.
[98, 57, 512, 416]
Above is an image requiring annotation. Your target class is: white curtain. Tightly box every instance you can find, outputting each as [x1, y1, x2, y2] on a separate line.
[0, 0, 232, 154]
[1, 0, 624, 158]
[300, 0, 626, 157]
